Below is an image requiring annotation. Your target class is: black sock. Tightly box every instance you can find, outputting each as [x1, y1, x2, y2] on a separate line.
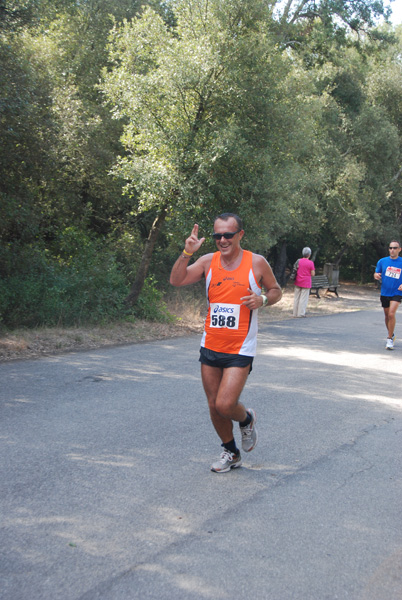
[222, 439, 239, 455]
[239, 411, 252, 428]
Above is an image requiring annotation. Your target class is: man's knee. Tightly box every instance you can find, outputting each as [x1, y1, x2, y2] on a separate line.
[215, 396, 238, 418]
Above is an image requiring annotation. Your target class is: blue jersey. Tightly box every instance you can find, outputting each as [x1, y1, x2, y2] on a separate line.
[376, 256, 402, 296]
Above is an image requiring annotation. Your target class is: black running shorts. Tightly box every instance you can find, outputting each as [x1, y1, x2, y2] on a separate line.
[381, 295, 402, 308]
[199, 347, 253, 372]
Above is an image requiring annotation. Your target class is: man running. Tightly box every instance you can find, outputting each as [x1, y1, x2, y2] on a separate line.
[170, 213, 282, 472]
[374, 240, 402, 350]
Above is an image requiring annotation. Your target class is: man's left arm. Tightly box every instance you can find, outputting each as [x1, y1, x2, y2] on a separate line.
[241, 255, 282, 310]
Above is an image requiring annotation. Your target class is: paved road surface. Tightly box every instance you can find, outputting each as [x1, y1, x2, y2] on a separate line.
[1, 309, 402, 600]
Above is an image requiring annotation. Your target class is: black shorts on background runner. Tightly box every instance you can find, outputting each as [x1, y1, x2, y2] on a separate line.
[381, 295, 402, 308]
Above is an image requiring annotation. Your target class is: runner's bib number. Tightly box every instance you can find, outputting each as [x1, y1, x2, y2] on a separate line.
[209, 303, 240, 330]
[385, 266, 401, 279]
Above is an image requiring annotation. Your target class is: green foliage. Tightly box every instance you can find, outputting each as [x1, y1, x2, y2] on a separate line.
[0, 226, 176, 328]
[101, 0, 301, 252]
[0, 237, 130, 328]
[134, 276, 173, 322]
[1, 0, 402, 329]
[276, 0, 393, 56]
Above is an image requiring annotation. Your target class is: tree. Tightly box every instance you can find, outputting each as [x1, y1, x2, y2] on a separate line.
[273, 0, 392, 50]
[0, 0, 169, 248]
[269, 7, 401, 279]
[0, 0, 173, 326]
[101, 0, 298, 303]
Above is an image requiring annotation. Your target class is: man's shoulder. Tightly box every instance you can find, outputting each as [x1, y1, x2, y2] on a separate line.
[198, 251, 215, 261]
[250, 252, 269, 268]
[250, 251, 268, 263]
[197, 252, 215, 270]
[386, 256, 402, 265]
[250, 252, 272, 279]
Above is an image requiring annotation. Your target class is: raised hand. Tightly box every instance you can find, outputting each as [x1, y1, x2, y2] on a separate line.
[184, 224, 205, 255]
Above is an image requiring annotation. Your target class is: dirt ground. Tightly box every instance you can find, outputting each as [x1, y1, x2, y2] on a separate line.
[0, 282, 380, 362]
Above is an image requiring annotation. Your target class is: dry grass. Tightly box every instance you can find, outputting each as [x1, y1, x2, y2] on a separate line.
[260, 280, 379, 323]
[0, 282, 379, 362]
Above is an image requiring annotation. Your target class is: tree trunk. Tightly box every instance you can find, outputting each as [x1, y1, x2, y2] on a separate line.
[273, 241, 288, 287]
[311, 246, 320, 262]
[124, 206, 167, 306]
[360, 244, 367, 284]
[372, 239, 387, 260]
[333, 244, 348, 267]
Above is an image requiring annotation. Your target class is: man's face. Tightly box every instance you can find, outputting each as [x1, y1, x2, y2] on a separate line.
[389, 242, 401, 258]
[213, 218, 244, 255]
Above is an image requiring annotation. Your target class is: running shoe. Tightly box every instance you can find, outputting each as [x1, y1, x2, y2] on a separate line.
[210, 450, 242, 473]
[240, 408, 258, 452]
[386, 337, 394, 350]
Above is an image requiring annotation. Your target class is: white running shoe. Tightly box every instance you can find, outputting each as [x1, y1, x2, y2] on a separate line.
[240, 408, 258, 452]
[386, 337, 394, 350]
[210, 450, 242, 473]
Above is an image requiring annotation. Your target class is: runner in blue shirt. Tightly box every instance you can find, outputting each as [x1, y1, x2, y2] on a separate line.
[374, 240, 402, 350]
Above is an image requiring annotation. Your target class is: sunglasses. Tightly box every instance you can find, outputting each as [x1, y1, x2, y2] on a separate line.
[212, 230, 241, 240]
[389, 246, 400, 250]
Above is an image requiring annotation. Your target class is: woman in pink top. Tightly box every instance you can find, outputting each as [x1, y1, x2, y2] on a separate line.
[293, 247, 315, 317]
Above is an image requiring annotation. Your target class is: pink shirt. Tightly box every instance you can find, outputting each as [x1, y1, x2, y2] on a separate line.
[295, 258, 315, 288]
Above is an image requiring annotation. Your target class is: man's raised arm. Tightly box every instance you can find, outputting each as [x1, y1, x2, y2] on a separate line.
[170, 224, 209, 287]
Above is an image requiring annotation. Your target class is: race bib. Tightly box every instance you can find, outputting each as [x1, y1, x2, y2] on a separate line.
[385, 266, 401, 279]
[209, 303, 240, 330]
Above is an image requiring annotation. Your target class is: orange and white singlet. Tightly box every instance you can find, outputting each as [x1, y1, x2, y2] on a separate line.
[200, 250, 262, 356]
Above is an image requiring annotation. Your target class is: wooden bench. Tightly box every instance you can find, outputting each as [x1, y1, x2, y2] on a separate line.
[310, 275, 339, 298]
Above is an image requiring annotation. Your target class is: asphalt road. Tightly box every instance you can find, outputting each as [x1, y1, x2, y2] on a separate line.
[1, 308, 402, 600]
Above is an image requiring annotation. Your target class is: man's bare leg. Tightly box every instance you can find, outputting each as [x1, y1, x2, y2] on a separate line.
[201, 364, 249, 444]
[384, 302, 399, 338]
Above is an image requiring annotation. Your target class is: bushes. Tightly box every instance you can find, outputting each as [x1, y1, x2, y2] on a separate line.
[0, 235, 172, 328]
[134, 276, 173, 323]
[0, 244, 125, 328]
